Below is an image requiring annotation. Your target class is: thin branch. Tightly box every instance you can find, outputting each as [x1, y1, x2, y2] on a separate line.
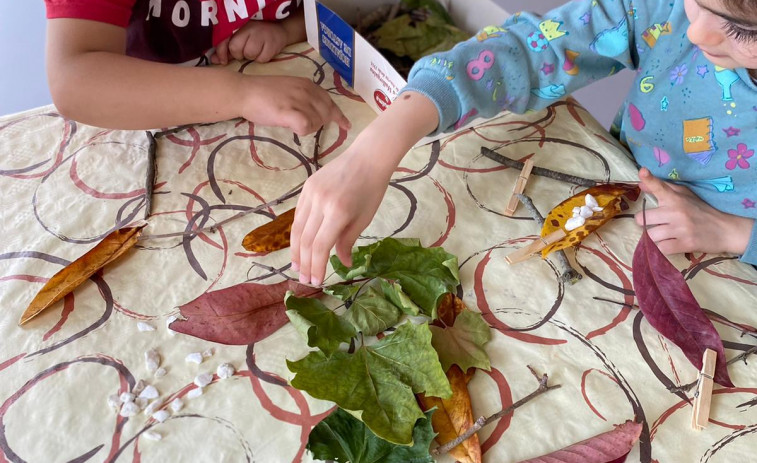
[143, 131, 157, 220]
[431, 366, 561, 456]
[481, 147, 598, 188]
[516, 194, 582, 284]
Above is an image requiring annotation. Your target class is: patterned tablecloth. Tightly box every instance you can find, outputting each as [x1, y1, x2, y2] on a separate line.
[1, 43, 756, 463]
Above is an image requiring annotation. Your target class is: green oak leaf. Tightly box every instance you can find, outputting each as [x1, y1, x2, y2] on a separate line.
[430, 309, 492, 372]
[344, 287, 402, 336]
[330, 238, 459, 318]
[285, 293, 356, 356]
[288, 322, 451, 445]
[379, 279, 421, 316]
[324, 284, 360, 301]
[374, 13, 469, 62]
[307, 408, 436, 463]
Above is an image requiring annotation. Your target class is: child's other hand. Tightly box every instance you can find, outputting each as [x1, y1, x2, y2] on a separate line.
[241, 75, 350, 135]
[634, 167, 753, 256]
[212, 21, 289, 65]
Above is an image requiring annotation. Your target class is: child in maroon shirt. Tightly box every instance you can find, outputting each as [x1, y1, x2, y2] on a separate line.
[44, 0, 349, 132]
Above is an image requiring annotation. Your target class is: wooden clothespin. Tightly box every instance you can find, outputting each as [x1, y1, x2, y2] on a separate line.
[504, 158, 535, 216]
[691, 348, 717, 431]
[505, 229, 567, 265]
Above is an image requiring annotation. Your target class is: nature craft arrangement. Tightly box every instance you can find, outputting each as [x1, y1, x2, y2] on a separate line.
[17, 131, 741, 462]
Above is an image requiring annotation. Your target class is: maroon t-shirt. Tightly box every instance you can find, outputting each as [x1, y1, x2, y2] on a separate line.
[45, 0, 300, 64]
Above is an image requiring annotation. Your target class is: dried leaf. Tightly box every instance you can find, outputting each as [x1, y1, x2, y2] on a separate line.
[171, 280, 321, 345]
[285, 293, 356, 355]
[633, 218, 733, 387]
[430, 308, 491, 372]
[19, 224, 146, 325]
[517, 420, 642, 463]
[343, 287, 403, 336]
[541, 183, 640, 257]
[418, 365, 481, 463]
[241, 207, 295, 253]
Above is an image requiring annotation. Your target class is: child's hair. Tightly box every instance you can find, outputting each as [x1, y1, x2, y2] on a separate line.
[720, 0, 757, 15]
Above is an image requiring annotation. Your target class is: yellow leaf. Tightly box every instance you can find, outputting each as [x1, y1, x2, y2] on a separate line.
[19, 224, 146, 325]
[541, 183, 640, 258]
[242, 208, 295, 253]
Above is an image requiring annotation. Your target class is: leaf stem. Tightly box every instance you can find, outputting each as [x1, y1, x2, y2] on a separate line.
[430, 366, 561, 456]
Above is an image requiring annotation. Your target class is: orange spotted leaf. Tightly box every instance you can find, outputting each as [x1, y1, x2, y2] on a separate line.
[19, 224, 146, 325]
[541, 183, 639, 257]
[242, 208, 296, 253]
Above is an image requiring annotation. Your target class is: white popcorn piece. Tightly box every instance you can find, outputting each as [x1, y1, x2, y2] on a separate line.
[119, 401, 140, 417]
[152, 410, 170, 423]
[565, 216, 586, 231]
[166, 315, 179, 336]
[144, 399, 164, 416]
[194, 373, 213, 388]
[143, 431, 162, 441]
[154, 367, 167, 378]
[145, 349, 161, 373]
[139, 385, 159, 400]
[169, 398, 184, 412]
[571, 206, 581, 216]
[585, 193, 599, 209]
[201, 348, 215, 358]
[137, 321, 156, 332]
[107, 394, 121, 410]
[579, 205, 594, 218]
[186, 387, 204, 399]
[135, 397, 149, 410]
[217, 363, 235, 380]
[592, 206, 604, 212]
[120, 392, 136, 403]
[185, 352, 203, 364]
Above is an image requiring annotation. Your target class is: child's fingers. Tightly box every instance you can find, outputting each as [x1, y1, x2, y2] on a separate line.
[256, 41, 279, 63]
[334, 223, 362, 268]
[243, 37, 264, 61]
[296, 211, 325, 285]
[307, 222, 347, 286]
[214, 39, 230, 65]
[290, 196, 313, 273]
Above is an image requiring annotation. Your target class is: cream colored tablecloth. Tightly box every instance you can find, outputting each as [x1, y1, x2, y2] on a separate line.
[1, 43, 756, 463]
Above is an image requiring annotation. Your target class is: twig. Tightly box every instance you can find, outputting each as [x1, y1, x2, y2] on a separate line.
[144, 131, 157, 220]
[431, 366, 561, 456]
[138, 182, 304, 241]
[481, 147, 597, 188]
[516, 194, 582, 284]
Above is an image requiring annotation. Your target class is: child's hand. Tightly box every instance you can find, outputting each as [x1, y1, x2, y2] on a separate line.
[634, 167, 753, 256]
[212, 21, 290, 65]
[241, 75, 350, 135]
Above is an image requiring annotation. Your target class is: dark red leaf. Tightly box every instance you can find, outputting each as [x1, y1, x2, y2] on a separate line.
[517, 420, 642, 463]
[632, 225, 733, 387]
[170, 280, 321, 345]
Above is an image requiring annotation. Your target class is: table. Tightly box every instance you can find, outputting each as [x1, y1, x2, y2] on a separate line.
[1, 43, 756, 463]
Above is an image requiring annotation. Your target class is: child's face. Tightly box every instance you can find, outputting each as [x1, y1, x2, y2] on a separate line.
[684, 0, 757, 70]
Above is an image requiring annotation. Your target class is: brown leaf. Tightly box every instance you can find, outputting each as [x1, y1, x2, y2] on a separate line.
[417, 365, 481, 463]
[242, 208, 296, 253]
[170, 280, 321, 345]
[19, 224, 146, 325]
[541, 183, 640, 257]
[434, 292, 467, 327]
[517, 420, 642, 463]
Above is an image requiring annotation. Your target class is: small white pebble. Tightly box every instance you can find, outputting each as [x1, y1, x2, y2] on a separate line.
[201, 348, 215, 358]
[169, 398, 184, 412]
[152, 410, 170, 423]
[135, 397, 149, 410]
[120, 392, 136, 403]
[139, 385, 159, 400]
[194, 373, 213, 388]
[144, 399, 163, 416]
[585, 193, 599, 208]
[145, 349, 161, 372]
[565, 216, 586, 231]
[154, 367, 167, 378]
[133, 379, 146, 394]
[143, 431, 162, 441]
[579, 205, 594, 218]
[186, 387, 204, 399]
[119, 401, 140, 417]
[217, 363, 235, 380]
[166, 315, 178, 336]
[107, 394, 121, 410]
[185, 352, 203, 364]
[137, 321, 156, 332]
[592, 206, 604, 212]
[572, 206, 581, 216]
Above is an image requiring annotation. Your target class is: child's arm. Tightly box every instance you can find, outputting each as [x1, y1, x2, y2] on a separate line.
[635, 168, 757, 263]
[46, 18, 349, 132]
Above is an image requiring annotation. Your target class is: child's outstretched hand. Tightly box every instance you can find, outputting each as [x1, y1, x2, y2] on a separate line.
[212, 20, 291, 65]
[634, 167, 753, 256]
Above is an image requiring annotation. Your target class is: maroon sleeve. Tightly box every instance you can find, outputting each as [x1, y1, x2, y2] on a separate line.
[44, 0, 137, 28]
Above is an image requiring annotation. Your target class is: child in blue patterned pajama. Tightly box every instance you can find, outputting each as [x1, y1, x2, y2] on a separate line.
[291, 0, 757, 286]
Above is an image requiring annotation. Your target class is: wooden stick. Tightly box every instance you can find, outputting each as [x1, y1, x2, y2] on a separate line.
[481, 147, 597, 187]
[504, 158, 534, 216]
[505, 229, 566, 264]
[691, 348, 716, 430]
